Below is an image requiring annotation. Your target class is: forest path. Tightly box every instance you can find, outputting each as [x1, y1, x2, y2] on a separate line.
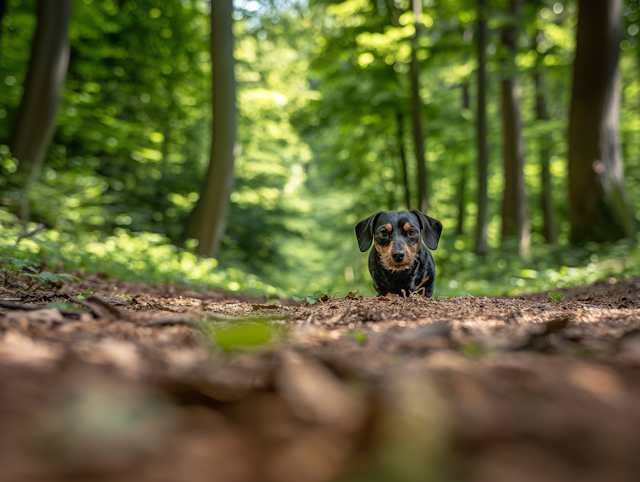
[1, 276, 640, 482]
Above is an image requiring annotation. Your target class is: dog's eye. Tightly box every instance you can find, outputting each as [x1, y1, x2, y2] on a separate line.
[379, 230, 388, 237]
[408, 230, 417, 236]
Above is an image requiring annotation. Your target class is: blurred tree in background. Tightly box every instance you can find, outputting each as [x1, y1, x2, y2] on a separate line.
[11, 0, 72, 222]
[1, 0, 640, 297]
[568, 0, 635, 242]
[184, 0, 236, 257]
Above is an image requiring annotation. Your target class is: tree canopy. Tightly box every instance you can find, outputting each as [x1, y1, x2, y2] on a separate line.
[1, 0, 640, 297]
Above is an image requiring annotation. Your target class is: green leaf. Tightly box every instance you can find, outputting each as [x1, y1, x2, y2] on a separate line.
[461, 340, 481, 358]
[47, 301, 75, 310]
[58, 273, 82, 282]
[39, 272, 61, 283]
[47, 301, 89, 312]
[212, 320, 272, 353]
[294, 290, 329, 305]
[121, 295, 132, 300]
[77, 295, 86, 300]
[347, 330, 367, 344]
[549, 292, 565, 302]
[86, 288, 94, 294]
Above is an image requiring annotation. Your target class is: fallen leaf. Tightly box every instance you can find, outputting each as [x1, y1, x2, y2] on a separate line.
[252, 304, 279, 310]
[154, 304, 182, 312]
[276, 352, 362, 430]
[4, 308, 65, 324]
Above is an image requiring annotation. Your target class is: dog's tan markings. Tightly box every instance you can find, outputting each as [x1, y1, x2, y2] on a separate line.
[375, 240, 398, 271]
[385, 224, 392, 232]
[403, 223, 411, 231]
[374, 241, 394, 266]
[376, 241, 419, 272]
[408, 242, 420, 255]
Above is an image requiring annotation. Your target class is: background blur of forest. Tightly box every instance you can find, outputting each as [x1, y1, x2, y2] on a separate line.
[1, 0, 640, 297]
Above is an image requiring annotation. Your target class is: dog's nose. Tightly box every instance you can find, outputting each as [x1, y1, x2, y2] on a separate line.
[392, 252, 405, 262]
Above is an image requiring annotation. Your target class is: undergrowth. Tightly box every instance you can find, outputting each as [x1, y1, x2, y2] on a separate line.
[0, 209, 279, 296]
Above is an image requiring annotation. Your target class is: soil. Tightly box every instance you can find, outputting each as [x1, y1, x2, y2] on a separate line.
[2, 274, 640, 482]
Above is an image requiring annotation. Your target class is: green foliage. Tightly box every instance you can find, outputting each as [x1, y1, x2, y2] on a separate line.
[199, 318, 285, 354]
[292, 290, 329, 305]
[0, 210, 280, 295]
[549, 292, 565, 302]
[22, 270, 81, 290]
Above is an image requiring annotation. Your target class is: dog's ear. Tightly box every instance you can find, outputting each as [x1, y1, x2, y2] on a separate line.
[411, 210, 442, 250]
[355, 212, 382, 252]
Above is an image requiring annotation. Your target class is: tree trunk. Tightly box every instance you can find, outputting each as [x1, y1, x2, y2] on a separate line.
[457, 83, 470, 237]
[534, 32, 558, 243]
[499, 0, 529, 256]
[396, 111, 411, 210]
[0, 0, 7, 46]
[409, 0, 428, 214]
[11, 0, 72, 222]
[568, 0, 634, 242]
[474, 0, 489, 255]
[184, 0, 236, 257]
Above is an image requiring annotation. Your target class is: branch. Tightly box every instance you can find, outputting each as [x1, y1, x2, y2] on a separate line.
[17, 223, 45, 242]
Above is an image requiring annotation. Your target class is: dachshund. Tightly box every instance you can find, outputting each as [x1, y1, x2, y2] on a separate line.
[355, 210, 442, 297]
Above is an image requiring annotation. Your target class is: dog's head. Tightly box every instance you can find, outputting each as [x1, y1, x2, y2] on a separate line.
[355, 210, 442, 272]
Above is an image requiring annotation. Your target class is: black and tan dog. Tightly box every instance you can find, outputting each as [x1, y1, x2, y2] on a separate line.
[355, 210, 442, 297]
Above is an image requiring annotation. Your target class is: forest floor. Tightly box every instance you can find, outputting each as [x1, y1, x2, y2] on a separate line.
[2, 275, 640, 482]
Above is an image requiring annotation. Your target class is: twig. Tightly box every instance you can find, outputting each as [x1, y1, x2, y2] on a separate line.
[413, 287, 426, 297]
[87, 295, 126, 318]
[0, 300, 88, 317]
[17, 223, 45, 243]
[0, 301, 45, 311]
[72, 297, 115, 320]
[146, 316, 199, 327]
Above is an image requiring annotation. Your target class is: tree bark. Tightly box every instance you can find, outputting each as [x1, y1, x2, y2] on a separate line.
[534, 30, 558, 244]
[0, 0, 7, 45]
[11, 0, 72, 222]
[474, 0, 489, 255]
[409, 0, 428, 214]
[396, 111, 411, 210]
[568, 0, 634, 242]
[499, 0, 529, 256]
[184, 0, 236, 257]
[457, 83, 470, 237]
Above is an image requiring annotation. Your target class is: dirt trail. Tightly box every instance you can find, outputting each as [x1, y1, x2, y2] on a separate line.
[2, 276, 640, 482]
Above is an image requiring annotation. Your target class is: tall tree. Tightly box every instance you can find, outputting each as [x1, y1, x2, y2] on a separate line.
[499, 0, 529, 256]
[396, 111, 411, 210]
[474, 0, 489, 255]
[568, 0, 635, 242]
[457, 27, 473, 238]
[184, 0, 236, 257]
[457, 83, 470, 237]
[533, 29, 558, 243]
[11, 0, 72, 221]
[0, 0, 7, 46]
[410, 0, 429, 214]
